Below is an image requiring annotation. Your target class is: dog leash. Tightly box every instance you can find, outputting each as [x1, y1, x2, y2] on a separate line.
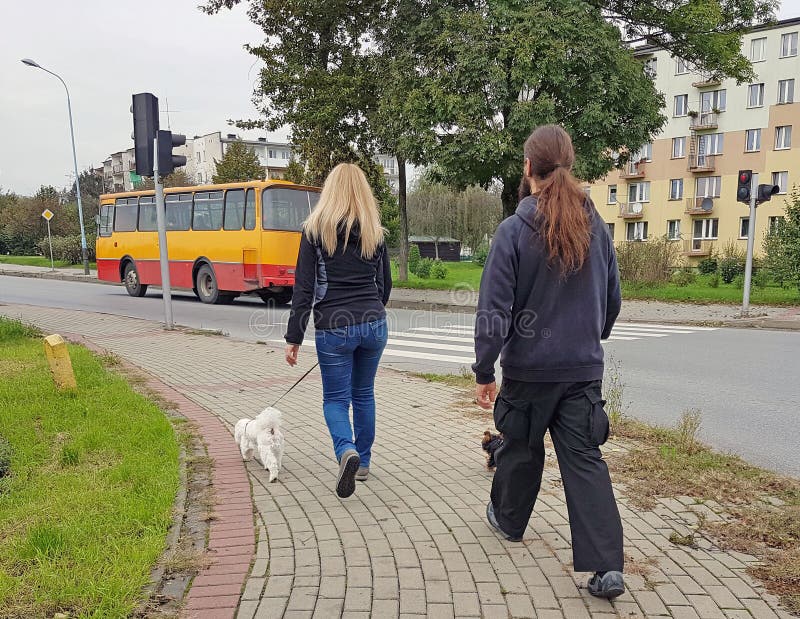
[270, 362, 319, 408]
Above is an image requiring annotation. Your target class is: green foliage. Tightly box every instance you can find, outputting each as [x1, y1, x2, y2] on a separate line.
[708, 272, 720, 288]
[408, 244, 422, 274]
[132, 170, 193, 190]
[616, 236, 683, 286]
[763, 190, 800, 291]
[734, 273, 745, 289]
[212, 141, 266, 183]
[473, 245, 490, 267]
[431, 259, 448, 279]
[698, 257, 718, 275]
[0, 435, 11, 479]
[671, 269, 696, 287]
[718, 241, 747, 284]
[415, 257, 434, 278]
[37, 234, 97, 264]
[753, 268, 770, 289]
[283, 158, 308, 185]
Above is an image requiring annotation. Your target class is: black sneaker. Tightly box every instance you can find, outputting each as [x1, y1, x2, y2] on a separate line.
[336, 450, 360, 498]
[486, 502, 523, 542]
[587, 571, 625, 599]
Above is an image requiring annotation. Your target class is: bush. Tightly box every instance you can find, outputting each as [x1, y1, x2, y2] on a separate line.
[698, 257, 718, 275]
[616, 236, 683, 286]
[754, 269, 770, 289]
[408, 244, 422, 275]
[431, 260, 448, 279]
[671, 269, 696, 287]
[734, 273, 745, 289]
[0, 435, 11, 478]
[36, 234, 96, 264]
[415, 258, 434, 278]
[708, 272, 720, 288]
[718, 241, 746, 284]
[473, 244, 489, 267]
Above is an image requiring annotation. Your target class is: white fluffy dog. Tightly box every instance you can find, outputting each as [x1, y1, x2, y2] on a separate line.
[234, 407, 285, 482]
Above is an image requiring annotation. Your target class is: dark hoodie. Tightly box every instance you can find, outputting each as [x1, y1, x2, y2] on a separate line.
[472, 196, 621, 385]
[285, 225, 392, 345]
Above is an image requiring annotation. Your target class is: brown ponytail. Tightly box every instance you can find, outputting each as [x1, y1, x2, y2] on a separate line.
[523, 125, 591, 276]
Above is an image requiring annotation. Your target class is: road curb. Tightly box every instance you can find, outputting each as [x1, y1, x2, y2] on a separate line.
[0, 268, 113, 285]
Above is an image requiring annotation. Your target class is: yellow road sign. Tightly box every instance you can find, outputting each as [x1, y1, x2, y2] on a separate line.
[42, 209, 54, 221]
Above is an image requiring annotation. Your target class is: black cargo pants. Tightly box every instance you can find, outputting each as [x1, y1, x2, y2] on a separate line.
[490, 378, 624, 573]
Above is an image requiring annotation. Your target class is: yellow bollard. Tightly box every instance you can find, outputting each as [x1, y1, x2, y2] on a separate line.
[43, 334, 77, 391]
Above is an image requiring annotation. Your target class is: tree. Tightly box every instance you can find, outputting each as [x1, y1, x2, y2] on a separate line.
[763, 190, 800, 291]
[212, 141, 266, 183]
[134, 170, 194, 190]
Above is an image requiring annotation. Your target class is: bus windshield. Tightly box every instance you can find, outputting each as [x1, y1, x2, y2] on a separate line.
[262, 187, 319, 232]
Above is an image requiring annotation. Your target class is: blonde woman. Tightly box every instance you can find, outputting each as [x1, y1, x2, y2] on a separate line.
[285, 163, 391, 498]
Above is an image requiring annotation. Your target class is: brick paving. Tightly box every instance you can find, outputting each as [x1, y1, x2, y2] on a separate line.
[1, 303, 793, 619]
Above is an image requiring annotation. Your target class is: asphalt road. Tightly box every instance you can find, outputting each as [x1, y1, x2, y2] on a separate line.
[2, 275, 798, 476]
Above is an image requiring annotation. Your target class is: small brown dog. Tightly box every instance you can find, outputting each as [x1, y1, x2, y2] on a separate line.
[481, 430, 504, 469]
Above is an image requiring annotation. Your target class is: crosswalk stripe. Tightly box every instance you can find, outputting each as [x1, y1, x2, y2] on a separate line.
[390, 330, 473, 343]
[615, 322, 717, 331]
[386, 338, 474, 353]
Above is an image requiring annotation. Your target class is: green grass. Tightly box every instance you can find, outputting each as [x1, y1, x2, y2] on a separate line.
[391, 260, 484, 291]
[622, 278, 800, 306]
[0, 318, 179, 618]
[0, 255, 96, 270]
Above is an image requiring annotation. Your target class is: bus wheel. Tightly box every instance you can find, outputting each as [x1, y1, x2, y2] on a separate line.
[123, 262, 148, 297]
[195, 264, 230, 305]
[259, 289, 293, 306]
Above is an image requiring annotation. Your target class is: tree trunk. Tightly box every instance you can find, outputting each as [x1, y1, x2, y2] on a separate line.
[397, 155, 409, 281]
[501, 178, 517, 219]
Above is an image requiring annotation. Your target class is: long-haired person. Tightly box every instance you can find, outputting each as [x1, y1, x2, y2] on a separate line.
[285, 163, 391, 498]
[473, 125, 625, 598]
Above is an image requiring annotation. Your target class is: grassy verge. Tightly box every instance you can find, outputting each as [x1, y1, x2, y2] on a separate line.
[0, 318, 179, 618]
[0, 255, 97, 270]
[622, 278, 800, 306]
[391, 260, 483, 291]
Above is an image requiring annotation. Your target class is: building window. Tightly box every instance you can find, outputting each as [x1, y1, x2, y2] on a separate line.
[740, 217, 750, 239]
[674, 94, 688, 117]
[626, 221, 648, 241]
[607, 223, 615, 240]
[667, 220, 681, 240]
[778, 79, 795, 104]
[644, 57, 657, 78]
[698, 133, 724, 155]
[768, 216, 784, 234]
[696, 176, 721, 198]
[196, 173, 203, 183]
[196, 152, 201, 163]
[640, 143, 653, 161]
[669, 179, 684, 200]
[693, 218, 719, 240]
[780, 32, 798, 58]
[608, 185, 617, 204]
[672, 136, 686, 158]
[628, 181, 650, 203]
[676, 58, 689, 75]
[772, 171, 789, 194]
[747, 83, 765, 108]
[775, 126, 792, 150]
[745, 128, 762, 152]
[750, 37, 767, 62]
[701, 89, 726, 112]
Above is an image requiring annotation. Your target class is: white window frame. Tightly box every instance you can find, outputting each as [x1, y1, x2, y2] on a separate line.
[750, 37, 767, 62]
[696, 176, 722, 198]
[748, 83, 765, 108]
[768, 216, 783, 234]
[745, 128, 762, 152]
[669, 178, 684, 200]
[644, 57, 657, 78]
[674, 94, 688, 117]
[667, 220, 681, 240]
[626, 221, 648, 241]
[628, 181, 651, 203]
[699, 133, 724, 155]
[778, 79, 795, 104]
[780, 32, 798, 58]
[772, 171, 789, 194]
[607, 184, 617, 205]
[672, 136, 687, 158]
[693, 218, 719, 241]
[739, 217, 750, 239]
[775, 126, 792, 150]
[676, 58, 689, 75]
[700, 89, 727, 112]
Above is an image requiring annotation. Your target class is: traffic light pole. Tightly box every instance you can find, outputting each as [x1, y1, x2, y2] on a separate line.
[741, 175, 758, 317]
[153, 134, 174, 330]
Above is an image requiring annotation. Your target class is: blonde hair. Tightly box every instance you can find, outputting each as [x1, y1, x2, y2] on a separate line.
[304, 163, 384, 258]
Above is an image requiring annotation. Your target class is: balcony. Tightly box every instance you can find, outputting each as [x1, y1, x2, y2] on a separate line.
[112, 164, 124, 174]
[684, 239, 714, 257]
[692, 77, 722, 88]
[618, 202, 645, 219]
[620, 161, 646, 179]
[689, 112, 718, 130]
[688, 154, 716, 172]
[685, 197, 715, 215]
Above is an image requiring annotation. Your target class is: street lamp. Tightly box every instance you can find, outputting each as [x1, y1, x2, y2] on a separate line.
[21, 58, 90, 275]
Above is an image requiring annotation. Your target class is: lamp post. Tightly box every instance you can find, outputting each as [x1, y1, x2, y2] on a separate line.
[21, 58, 90, 275]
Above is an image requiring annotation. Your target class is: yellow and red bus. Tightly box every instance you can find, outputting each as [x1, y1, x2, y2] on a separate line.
[96, 180, 319, 304]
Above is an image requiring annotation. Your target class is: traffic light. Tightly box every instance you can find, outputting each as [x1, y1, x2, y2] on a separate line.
[737, 169, 752, 204]
[756, 183, 780, 204]
[157, 130, 187, 176]
[132, 93, 159, 177]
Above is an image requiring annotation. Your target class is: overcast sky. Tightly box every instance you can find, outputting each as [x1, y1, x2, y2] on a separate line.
[2, 0, 800, 196]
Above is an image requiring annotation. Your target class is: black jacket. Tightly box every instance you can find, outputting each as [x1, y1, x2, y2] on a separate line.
[285, 227, 392, 344]
[472, 196, 621, 385]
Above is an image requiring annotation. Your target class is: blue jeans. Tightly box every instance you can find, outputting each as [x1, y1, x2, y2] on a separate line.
[315, 318, 388, 467]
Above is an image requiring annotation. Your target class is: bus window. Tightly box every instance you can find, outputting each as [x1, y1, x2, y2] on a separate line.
[138, 196, 157, 231]
[244, 189, 255, 230]
[165, 193, 192, 231]
[223, 189, 245, 230]
[114, 198, 138, 232]
[193, 191, 224, 231]
[98, 204, 114, 237]
[262, 187, 314, 231]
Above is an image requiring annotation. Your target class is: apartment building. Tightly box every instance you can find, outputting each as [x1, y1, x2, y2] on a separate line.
[591, 17, 800, 259]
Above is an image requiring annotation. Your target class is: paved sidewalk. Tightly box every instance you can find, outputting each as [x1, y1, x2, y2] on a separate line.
[0, 303, 793, 619]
